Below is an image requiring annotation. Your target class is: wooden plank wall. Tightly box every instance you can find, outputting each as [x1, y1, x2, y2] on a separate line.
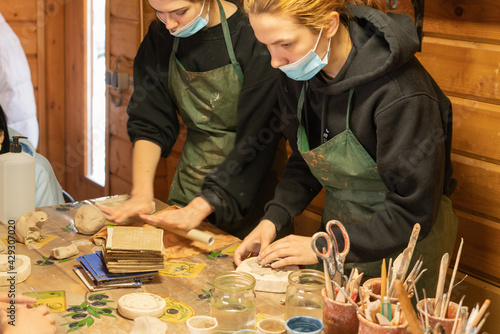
[107, 0, 182, 203]
[1, 0, 66, 190]
[413, 0, 500, 287]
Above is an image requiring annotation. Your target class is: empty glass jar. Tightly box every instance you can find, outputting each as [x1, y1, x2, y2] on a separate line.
[285, 269, 325, 321]
[210, 271, 256, 333]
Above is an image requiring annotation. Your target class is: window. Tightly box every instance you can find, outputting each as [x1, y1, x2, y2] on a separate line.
[86, 0, 106, 186]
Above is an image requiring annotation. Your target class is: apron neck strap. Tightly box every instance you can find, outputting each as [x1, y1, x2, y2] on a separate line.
[172, 0, 243, 84]
[216, 0, 243, 84]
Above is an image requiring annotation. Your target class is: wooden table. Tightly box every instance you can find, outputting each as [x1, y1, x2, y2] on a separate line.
[1, 200, 285, 333]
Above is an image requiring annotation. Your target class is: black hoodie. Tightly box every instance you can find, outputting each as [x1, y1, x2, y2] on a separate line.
[263, 5, 456, 263]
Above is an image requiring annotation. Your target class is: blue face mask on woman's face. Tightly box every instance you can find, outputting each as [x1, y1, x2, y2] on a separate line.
[157, 0, 210, 38]
[279, 28, 331, 81]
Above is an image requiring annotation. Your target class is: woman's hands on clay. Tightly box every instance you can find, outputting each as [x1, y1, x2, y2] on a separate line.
[233, 220, 277, 266]
[258, 234, 319, 268]
[101, 194, 154, 224]
[139, 196, 214, 231]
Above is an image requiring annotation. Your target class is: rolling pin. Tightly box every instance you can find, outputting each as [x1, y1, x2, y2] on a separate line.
[163, 226, 214, 245]
[394, 279, 423, 334]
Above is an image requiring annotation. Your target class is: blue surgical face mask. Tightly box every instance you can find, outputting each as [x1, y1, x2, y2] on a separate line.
[157, 0, 210, 38]
[279, 28, 331, 81]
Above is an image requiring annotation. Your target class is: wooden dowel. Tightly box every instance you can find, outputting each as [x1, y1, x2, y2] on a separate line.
[163, 226, 214, 245]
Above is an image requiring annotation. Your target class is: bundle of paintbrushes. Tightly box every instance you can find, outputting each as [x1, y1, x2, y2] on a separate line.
[414, 238, 491, 334]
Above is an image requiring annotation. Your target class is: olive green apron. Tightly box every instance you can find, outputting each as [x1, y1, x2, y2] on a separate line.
[167, 0, 243, 207]
[297, 85, 458, 296]
[167, 0, 287, 238]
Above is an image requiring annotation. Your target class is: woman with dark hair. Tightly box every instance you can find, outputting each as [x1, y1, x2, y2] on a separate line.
[102, 0, 287, 239]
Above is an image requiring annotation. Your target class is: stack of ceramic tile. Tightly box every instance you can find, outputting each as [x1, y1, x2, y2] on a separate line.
[102, 226, 165, 273]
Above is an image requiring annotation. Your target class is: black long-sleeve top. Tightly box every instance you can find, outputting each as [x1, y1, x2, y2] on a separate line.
[262, 5, 456, 263]
[126, 2, 282, 226]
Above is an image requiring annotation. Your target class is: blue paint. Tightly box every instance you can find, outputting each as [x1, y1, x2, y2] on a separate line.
[285, 316, 324, 334]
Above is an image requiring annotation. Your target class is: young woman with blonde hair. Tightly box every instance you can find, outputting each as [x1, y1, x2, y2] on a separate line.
[234, 0, 458, 295]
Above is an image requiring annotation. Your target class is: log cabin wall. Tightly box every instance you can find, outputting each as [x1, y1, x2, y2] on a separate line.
[106, 0, 182, 203]
[1, 0, 499, 327]
[0, 0, 65, 186]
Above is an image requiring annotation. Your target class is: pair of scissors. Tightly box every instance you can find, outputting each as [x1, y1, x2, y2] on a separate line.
[311, 220, 350, 285]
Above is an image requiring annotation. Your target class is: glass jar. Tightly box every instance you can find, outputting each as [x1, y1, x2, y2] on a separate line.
[285, 269, 325, 321]
[210, 271, 256, 333]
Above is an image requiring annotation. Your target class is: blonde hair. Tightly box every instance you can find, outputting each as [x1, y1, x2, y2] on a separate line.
[244, 0, 383, 32]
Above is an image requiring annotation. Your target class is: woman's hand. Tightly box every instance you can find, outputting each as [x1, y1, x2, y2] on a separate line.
[233, 220, 277, 266]
[258, 234, 319, 268]
[0, 294, 36, 312]
[0, 306, 56, 334]
[101, 194, 154, 224]
[139, 196, 214, 231]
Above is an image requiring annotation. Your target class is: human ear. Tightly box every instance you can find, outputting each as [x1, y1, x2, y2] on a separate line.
[324, 11, 340, 39]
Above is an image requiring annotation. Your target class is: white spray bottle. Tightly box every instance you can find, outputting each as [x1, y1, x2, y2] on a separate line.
[0, 136, 36, 225]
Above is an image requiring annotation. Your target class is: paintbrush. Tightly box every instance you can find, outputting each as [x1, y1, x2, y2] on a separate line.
[440, 238, 464, 319]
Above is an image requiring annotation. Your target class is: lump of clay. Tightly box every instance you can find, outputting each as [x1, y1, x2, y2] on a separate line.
[236, 257, 299, 293]
[74, 204, 106, 235]
[118, 293, 167, 319]
[50, 243, 79, 260]
[15, 211, 49, 244]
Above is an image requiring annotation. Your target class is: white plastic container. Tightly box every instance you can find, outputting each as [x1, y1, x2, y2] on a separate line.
[0, 136, 35, 225]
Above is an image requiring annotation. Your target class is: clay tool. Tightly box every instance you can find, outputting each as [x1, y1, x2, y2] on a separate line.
[440, 238, 464, 319]
[332, 280, 364, 317]
[389, 223, 421, 296]
[323, 247, 334, 299]
[394, 279, 423, 334]
[450, 295, 465, 334]
[433, 253, 449, 316]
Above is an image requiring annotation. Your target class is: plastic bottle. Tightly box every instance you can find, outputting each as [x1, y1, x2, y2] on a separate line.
[0, 136, 36, 225]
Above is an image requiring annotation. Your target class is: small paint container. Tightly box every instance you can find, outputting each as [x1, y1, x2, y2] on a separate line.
[233, 330, 259, 333]
[285, 316, 324, 334]
[257, 318, 286, 334]
[416, 298, 459, 333]
[322, 288, 358, 334]
[186, 315, 218, 334]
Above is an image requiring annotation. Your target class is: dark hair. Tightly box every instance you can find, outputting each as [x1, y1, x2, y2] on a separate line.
[0, 105, 10, 154]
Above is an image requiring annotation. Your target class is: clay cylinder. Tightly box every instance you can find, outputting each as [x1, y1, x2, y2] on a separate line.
[357, 312, 408, 334]
[321, 288, 358, 334]
[416, 298, 459, 333]
[362, 277, 413, 304]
